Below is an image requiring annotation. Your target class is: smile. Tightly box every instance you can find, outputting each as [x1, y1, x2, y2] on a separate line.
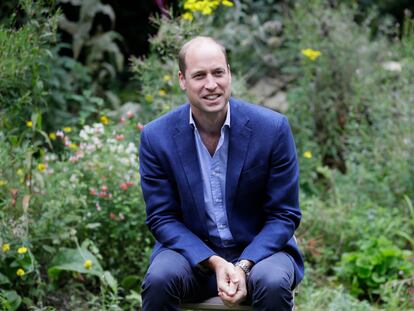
[203, 94, 221, 100]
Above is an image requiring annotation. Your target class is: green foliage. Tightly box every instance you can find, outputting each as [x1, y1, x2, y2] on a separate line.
[0, 112, 151, 308]
[0, 290, 22, 311]
[58, 0, 124, 90]
[1, 0, 414, 309]
[48, 241, 104, 279]
[0, 1, 57, 138]
[337, 236, 413, 300]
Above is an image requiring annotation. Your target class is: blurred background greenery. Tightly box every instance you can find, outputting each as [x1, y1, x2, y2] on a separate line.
[0, 0, 413, 310]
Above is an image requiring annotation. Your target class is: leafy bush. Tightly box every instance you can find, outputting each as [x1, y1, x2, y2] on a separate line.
[0, 1, 57, 141]
[0, 111, 151, 308]
[336, 236, 413, 300]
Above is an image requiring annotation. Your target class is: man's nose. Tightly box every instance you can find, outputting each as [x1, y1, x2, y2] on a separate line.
[205, 75, 217, 90]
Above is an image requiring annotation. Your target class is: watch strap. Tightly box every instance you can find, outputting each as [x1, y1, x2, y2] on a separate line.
[235, 261, 251, 277]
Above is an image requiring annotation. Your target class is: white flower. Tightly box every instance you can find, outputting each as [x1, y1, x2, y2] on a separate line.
[92, 137, 102, 148]
[79, 130, 88, 140]
[86, 144, 96, 153]
[69, 174, 78, 183]
[83, 125, 94, 134]
[382, 61, 402, 72]
[126, 142, 138, 154]
[117, 145, 125, 153]
[93, 123, 104, 134]
[119, 157, 129, 165]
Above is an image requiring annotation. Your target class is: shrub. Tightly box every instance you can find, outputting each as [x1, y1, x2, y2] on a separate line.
[336, 236, 413, 301]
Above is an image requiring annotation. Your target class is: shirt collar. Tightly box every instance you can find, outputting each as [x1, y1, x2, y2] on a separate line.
[189, 102, 231, 129]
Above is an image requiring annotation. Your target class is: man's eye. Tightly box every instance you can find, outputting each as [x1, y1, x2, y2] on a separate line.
[214, 71, 224, 76]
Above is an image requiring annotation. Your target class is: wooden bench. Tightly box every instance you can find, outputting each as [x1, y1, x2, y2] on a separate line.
[181, 296, 252, 310]
[181, 294, 296, 310]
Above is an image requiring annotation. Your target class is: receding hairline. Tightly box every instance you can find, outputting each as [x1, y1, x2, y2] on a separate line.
[178, 36, 228, 75]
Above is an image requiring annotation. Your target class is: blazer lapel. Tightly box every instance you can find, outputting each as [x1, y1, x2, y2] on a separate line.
[173, 105, 208, 233]
[226, 100, 252, 216]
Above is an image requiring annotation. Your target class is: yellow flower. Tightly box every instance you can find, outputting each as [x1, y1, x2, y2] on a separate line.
[301, 48, 322, 61]
[100, 116, 109, 125]
[26, 121, 33, 127]
[144, 95, 154, 103]
[16, 268, 25, 277]
[0, 180, 7, 187]
[163, 75, 172, 81]
[37, 163, 46, 172]
[201, 6, 213, 15]
[17, 246, 28, 254]
[49, 133, 56, 140]
[2, 244, 10, 253]
[63, 127, 72, 133]
[17, 169, 24, 176]
[304, 151, 313, 159]
[69, 143, 78, 150]
[222, 0, 234, 7]
[84, 259, 93, 269]
[159, 89, 167, 96]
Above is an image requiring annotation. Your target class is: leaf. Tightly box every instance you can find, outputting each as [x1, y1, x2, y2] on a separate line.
[48, 246, 103, 280]
[0, 290, 21, 311]
[85, 222, 101, 229]
[121, 275, 141, 290]
[102, 271, 118, 293]
[0, 272, 11, 285]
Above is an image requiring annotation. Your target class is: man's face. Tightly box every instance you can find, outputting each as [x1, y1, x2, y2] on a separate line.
[178, 41, 231, 117]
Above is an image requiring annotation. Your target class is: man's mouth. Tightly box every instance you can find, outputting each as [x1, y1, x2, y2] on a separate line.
[203, 94, 221, 100]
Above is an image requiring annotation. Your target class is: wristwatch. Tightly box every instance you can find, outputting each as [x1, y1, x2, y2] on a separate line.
[235, 261, 251, 278]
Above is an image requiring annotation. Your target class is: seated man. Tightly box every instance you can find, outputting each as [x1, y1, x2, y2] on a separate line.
[139, 36, 304, 311]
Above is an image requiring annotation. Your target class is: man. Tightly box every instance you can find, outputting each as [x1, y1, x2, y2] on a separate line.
[139, 36, 304, 311]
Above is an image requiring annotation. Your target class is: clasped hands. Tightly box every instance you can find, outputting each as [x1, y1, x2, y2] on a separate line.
[205, 255, 250, 307]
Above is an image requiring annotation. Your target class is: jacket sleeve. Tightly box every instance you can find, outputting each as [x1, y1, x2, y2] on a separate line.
[139, 128, 215, 266]
[239, 116, 301, 263]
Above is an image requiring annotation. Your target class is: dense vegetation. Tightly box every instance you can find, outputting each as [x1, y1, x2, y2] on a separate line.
[0, 0, 413, 310]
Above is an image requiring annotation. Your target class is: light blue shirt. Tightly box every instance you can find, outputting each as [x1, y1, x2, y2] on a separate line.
[189, 105, 235, 248]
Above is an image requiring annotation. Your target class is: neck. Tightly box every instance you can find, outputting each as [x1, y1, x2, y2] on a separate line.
[192, 105, 228, 136]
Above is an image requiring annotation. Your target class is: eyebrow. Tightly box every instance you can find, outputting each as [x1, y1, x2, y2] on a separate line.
[189, 67, 226, 78]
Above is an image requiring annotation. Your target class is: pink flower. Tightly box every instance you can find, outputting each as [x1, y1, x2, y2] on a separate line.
[89, 188, 97, 195]
[98, 192, 107, 198]
[120, 183, 128, 190]
[69, 156, 78, 163]
[95, 202, 102, 211]
[119, 213, 125, 220]
[56, 130, 64, 139]
[126, 181, 134, 187]
[127, 111, 134, 119]
[116, 134, 125, 141]
[101, 185, 108, 192]
[136, 122, 144, 131]
[119, 117, 126, 124]
[109, 212, 116, 220]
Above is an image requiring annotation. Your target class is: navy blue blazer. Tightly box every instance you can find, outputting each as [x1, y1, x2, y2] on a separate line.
[139, 98, 304, 287]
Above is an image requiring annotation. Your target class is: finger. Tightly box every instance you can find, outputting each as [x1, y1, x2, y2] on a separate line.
[218, 292, 237, 306]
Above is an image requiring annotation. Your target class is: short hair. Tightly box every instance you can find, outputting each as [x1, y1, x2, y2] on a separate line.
[178, 36, 229, 75]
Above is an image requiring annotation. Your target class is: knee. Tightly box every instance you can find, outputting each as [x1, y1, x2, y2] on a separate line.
[143, 266, 183, 292]
[250, 267, 293, 298]
[142, 251, 191, 295]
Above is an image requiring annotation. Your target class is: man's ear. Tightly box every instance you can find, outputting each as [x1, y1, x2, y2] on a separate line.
[178, 71, 186, 91]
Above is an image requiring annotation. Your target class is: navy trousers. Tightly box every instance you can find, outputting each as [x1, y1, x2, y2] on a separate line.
[141, 247, 296, 311]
